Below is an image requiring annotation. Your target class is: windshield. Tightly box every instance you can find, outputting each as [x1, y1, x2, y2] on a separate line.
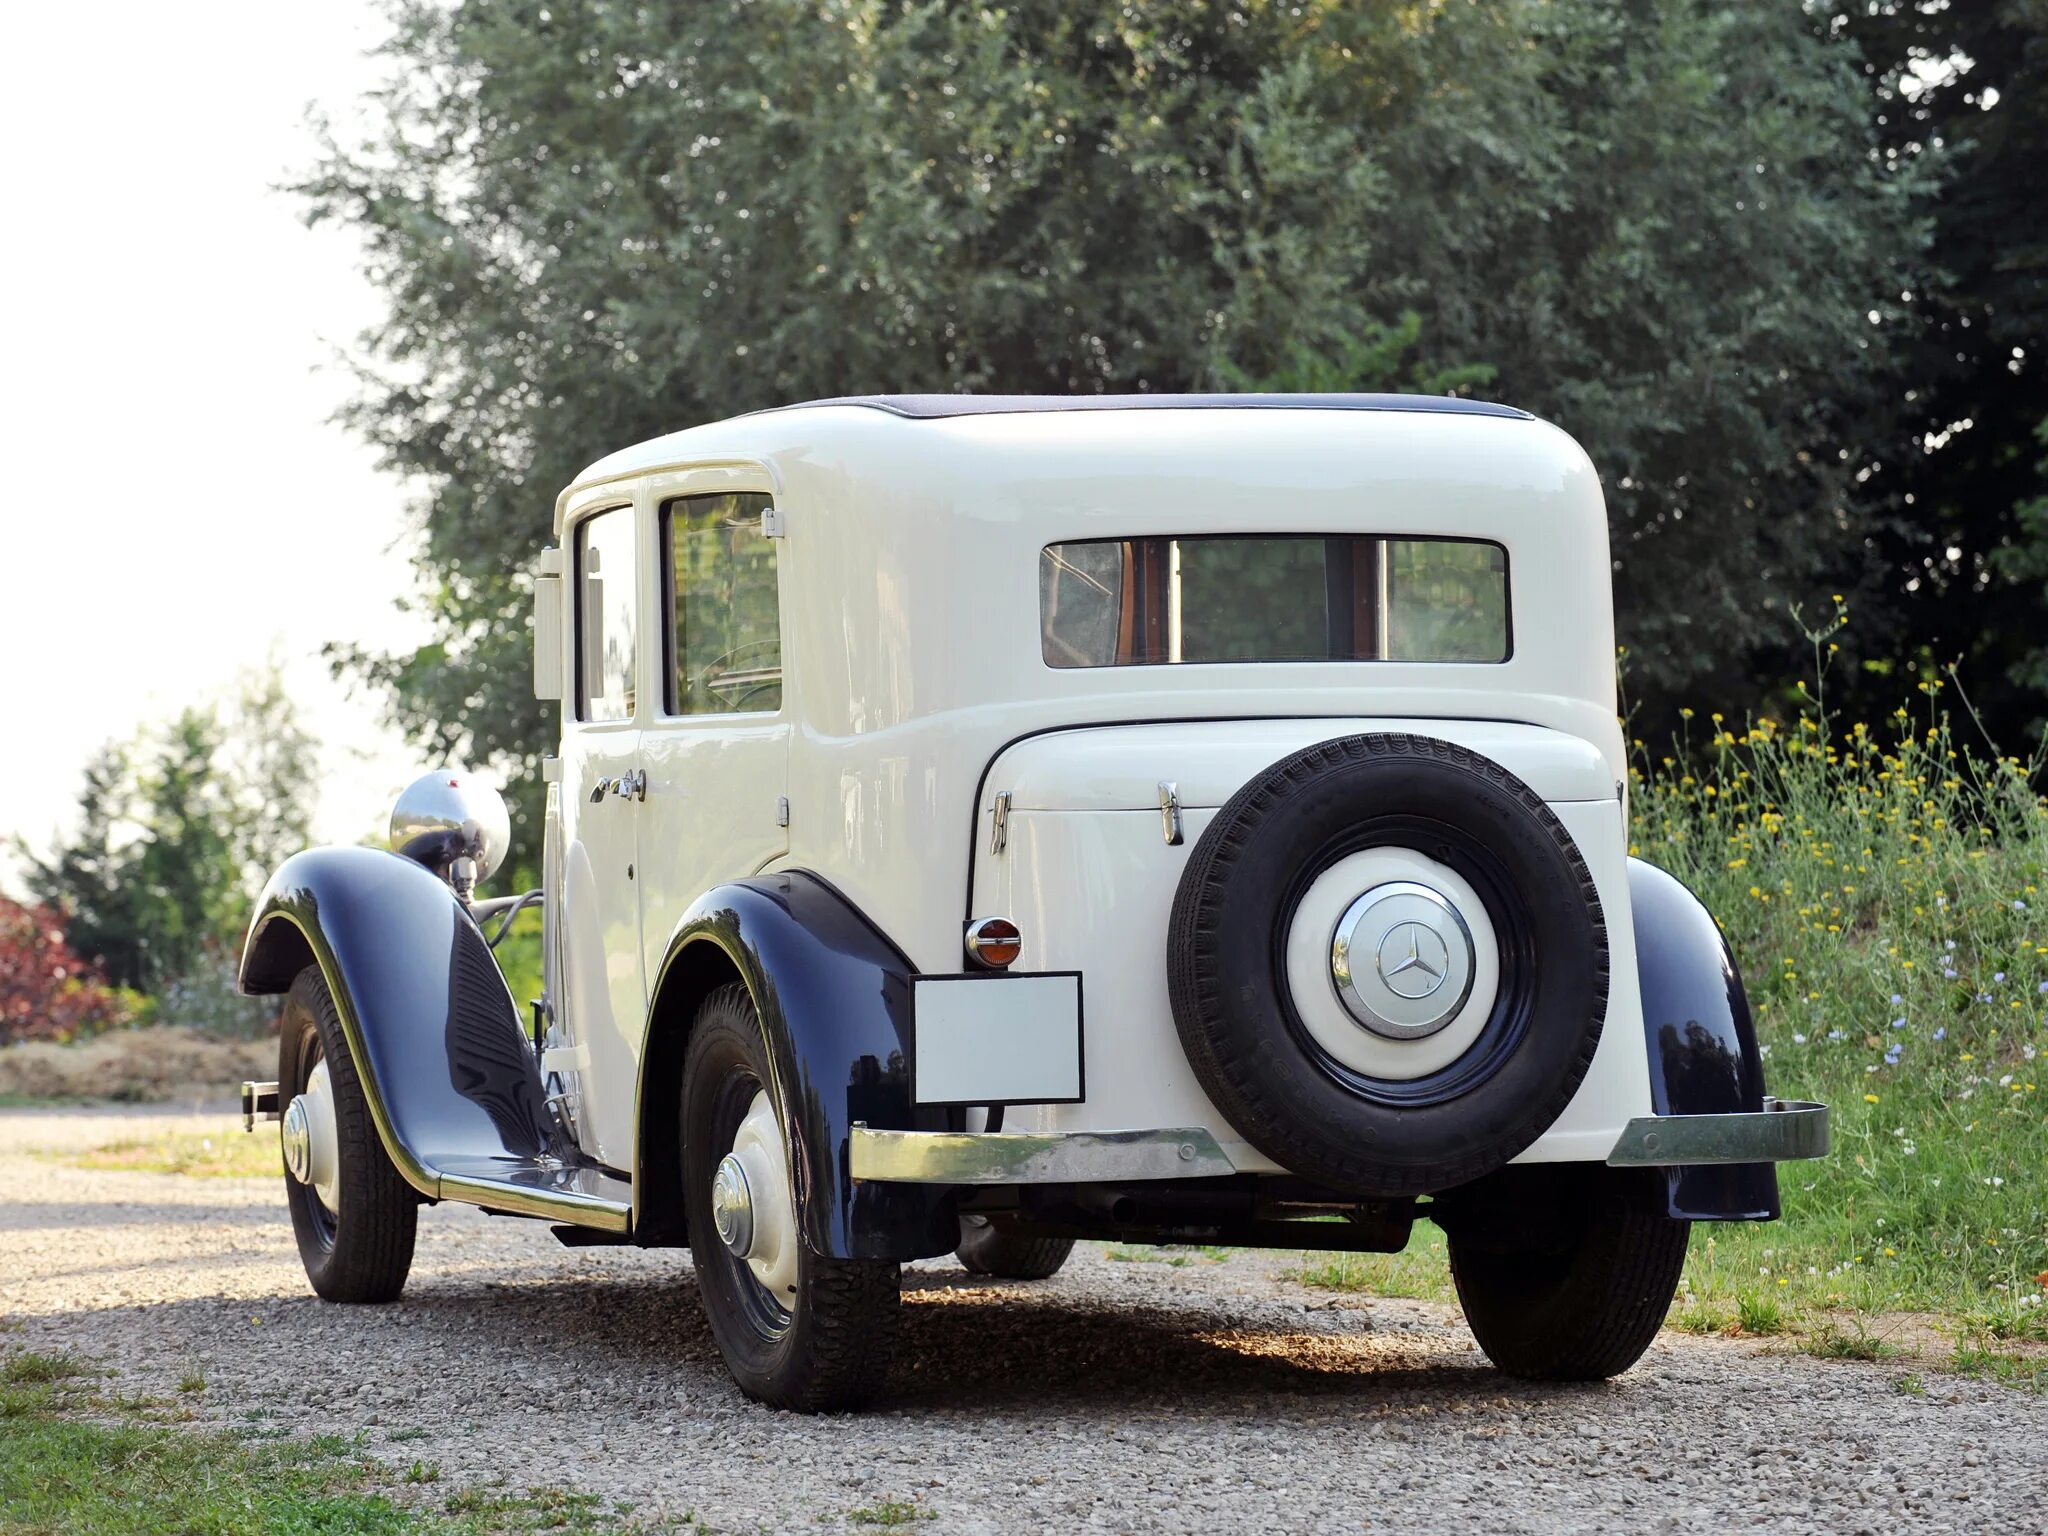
[1039, 535, 1509, 668]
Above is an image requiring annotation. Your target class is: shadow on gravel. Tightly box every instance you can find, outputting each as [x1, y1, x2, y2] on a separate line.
[24, 1259, 1623, 1421]
[0, 1201, 284, 1233]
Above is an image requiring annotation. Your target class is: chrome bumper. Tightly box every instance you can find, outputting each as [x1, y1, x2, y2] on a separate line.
[849, 1098, 1829, 1188]
[1605, 1097, 1829, 1167]
[850, 1125, 1236, 1184]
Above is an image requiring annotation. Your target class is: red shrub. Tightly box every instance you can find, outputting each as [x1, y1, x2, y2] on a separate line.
[0, 896, 132, 1045]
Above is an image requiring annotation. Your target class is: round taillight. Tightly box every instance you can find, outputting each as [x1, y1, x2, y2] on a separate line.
[964, 916, 1023, 969]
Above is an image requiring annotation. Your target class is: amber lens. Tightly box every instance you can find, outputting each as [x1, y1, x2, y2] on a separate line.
[966, 917, 1022, 969]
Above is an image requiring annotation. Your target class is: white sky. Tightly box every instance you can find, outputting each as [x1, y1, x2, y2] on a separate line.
[0, 3, 441, 884]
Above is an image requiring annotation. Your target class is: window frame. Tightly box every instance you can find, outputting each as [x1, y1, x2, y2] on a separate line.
[658, 489, 788, 723]
[570, 501, 641, 725]
[1037, 532, 1514, 670]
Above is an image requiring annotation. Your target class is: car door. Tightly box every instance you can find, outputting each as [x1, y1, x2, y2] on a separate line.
[555, 498, 648, 1170]
[637, 483, 790, 987]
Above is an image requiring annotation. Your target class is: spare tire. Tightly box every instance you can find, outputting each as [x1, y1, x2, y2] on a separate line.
[1166, 733, 1607, 1196]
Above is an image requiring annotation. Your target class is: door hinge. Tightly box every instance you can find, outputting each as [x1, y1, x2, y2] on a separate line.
[987, 790, 1012, 855]
[776, 795, 790, 829]
[761, 502, 785, 538]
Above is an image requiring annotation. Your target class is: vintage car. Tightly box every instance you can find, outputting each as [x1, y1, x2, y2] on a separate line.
[240, 393, 1828, 1410]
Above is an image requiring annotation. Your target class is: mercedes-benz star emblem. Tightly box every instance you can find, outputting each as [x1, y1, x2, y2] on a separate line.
[1376, 921, 1451, 1000]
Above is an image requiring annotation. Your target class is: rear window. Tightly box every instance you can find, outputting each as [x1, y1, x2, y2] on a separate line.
[1039, 536, 1509, 668]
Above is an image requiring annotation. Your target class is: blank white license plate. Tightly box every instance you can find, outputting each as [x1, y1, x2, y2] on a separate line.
[911, 973, 1083, 1106]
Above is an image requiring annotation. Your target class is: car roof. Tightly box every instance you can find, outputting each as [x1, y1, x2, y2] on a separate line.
[561, 392, 1549, 512]
[748, 392, 1530, 421]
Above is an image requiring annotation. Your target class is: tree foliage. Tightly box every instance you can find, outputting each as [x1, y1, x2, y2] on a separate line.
[18, 671, 317, 991]
[306, 0, 1924, 776]
[1825, 0, 2048, 740]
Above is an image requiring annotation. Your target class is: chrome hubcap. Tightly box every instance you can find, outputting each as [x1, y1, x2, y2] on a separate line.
[281, 1099, 313, 1182]
[710, 1154, 755, 1257]
[1330, 881, 1477, 1041]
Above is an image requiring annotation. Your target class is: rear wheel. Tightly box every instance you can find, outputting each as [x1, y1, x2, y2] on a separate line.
[1447, 1172, 1690, 1380]
[955, 1216, 1074, 1280]
[681, 984, 899, 1411]
[278, 966, 417, 1303]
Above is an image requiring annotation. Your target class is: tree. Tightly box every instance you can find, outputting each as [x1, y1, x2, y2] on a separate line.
[305, 0, 1923, 775]
[19, 671, 317, 991]
[1824, 0, 2048, 740]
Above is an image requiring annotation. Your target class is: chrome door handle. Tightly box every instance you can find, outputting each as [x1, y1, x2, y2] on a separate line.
[589, 768, 646, 803]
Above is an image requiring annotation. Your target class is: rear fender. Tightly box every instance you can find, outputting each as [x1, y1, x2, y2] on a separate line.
[1628, 857, 1782, 1221]
[641, 872, 957, 1262]
[239, 846, 569, 1196]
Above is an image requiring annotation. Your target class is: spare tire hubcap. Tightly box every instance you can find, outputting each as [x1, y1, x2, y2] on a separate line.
[1331, 881, 1477, 1040]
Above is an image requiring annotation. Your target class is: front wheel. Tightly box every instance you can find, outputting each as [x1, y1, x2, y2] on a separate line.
[681, 984, 899, 1411]
[278, 966, 418, 1303]
[1447, 1173, 1690, 1381]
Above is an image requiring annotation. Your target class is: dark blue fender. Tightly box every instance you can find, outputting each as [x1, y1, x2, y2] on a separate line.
[1628, 857, 1782, 1221]
[239, 846, 580, 1197]
[644, 873, 958, 1263]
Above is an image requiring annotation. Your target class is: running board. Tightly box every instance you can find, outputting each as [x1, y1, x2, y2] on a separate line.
[431, 1157, 633, 1234]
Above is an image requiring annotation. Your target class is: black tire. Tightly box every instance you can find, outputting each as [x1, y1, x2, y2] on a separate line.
[682, 984, 899, 1412]
[278, 966, 418, 1304]
[955, 1217, 1075, 1280]
[1166, 733, 1607, 1196]
[1449, 1178, 1691, 1381]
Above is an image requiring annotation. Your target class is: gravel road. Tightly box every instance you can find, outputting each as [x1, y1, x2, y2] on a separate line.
[5, 1107, 2043, 1534]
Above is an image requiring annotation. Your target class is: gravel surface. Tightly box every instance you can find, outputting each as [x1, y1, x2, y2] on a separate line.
[5, 1107, 2043, 1534]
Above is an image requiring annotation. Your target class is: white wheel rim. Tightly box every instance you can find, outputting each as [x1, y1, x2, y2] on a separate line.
[1282, 847, 1501, 1081]
[724, 1089, 798, 1305]
[282, 1056, 342, 1214]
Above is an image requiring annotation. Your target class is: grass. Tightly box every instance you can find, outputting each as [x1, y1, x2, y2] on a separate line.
[1104, 1243, 1236, 1267]
[55, 1128, 278, 1179]
[846, 1502, 933, 1527]
[1285, 1222, 1456, 1301]
[1287, 679, 2048, 1373]
[1800, 1320, 1901, 1361]
[1950, 1345, 2048, 1392]
[0, 1347, 686, 1534]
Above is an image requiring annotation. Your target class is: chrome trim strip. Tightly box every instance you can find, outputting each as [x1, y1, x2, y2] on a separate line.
[850, 1125, 1236, 1184]
[438, 1174, 633, 1234]
[1605, 1097, 1830, 1167]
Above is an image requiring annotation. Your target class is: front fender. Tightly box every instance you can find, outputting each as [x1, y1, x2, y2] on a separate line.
[240, 847, 568, 1198]
[1628, 857, 1782, 1221]
[645, 873, 957, 1262]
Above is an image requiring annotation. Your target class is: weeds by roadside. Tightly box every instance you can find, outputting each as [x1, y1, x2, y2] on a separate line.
[1634, 679, 2047, 1340]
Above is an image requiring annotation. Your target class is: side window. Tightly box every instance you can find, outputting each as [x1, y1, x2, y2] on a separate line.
[575, 506, 638, 722]
[665, 492, 781, 715]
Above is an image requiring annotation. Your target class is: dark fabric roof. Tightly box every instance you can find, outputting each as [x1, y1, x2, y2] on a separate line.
[768, 392, 1531, 421]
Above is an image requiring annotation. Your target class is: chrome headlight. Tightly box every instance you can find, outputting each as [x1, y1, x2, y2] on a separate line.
[389, 770, 511, 893]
